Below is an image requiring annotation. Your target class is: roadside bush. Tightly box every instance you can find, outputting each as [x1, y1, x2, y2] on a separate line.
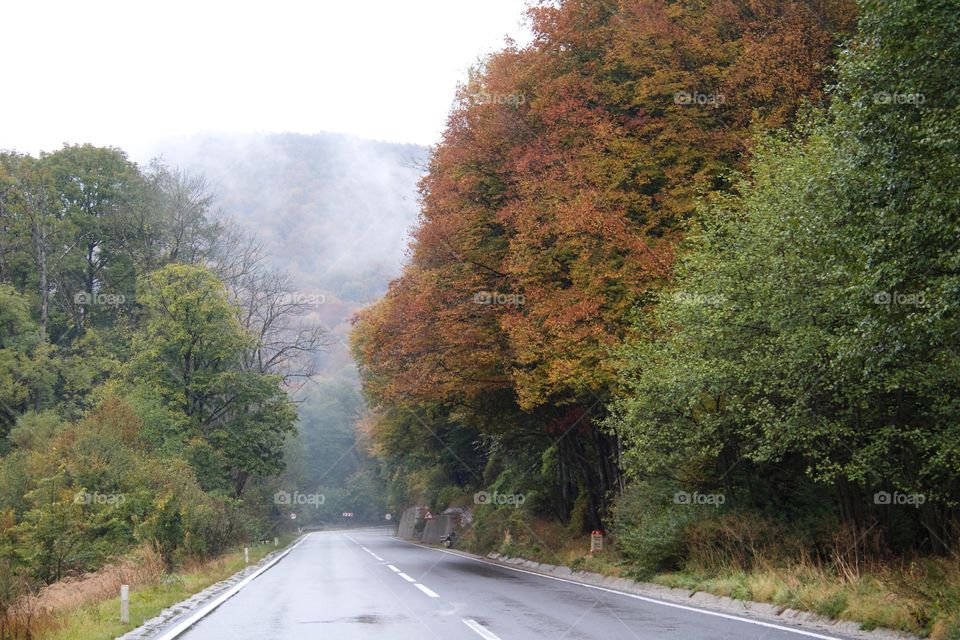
[180, 494, 244, 561]
[684, 512, 804, 572]
[464, 502, 530, 555]
[612, 481, 698, 578]
[431, 484, 461, 514]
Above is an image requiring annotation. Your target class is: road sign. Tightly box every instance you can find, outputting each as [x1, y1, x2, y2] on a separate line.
[290, 513, 297, 520]
[424, 510, 434, 520]
[342, 512, 354, 518]
[385, 513, 392, 520]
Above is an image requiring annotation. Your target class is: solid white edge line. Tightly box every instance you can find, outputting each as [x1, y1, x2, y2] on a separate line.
[154, 534, 310, 640]
[393, 539, 846, 640]
[414, 583, 440, 598]
[397, 572, 417, 583]
[463, 618, 502, 640]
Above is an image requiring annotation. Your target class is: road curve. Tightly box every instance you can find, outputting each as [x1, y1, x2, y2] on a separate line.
[174, 528, 857, 640]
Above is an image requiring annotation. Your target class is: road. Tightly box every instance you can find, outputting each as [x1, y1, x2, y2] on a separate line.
[174, 528, 853, 640]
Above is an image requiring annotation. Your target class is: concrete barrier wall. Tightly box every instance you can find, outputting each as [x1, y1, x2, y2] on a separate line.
[396, 507, 420, 540]
[420, 514, 455, 544]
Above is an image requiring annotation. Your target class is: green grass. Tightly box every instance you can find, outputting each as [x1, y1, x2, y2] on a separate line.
[652, 561, 960, 640]
[43, 537, 297, 640]
[463, 515, 960, 640]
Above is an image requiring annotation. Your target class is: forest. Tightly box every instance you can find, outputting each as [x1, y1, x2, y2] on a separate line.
[0, 145, 390, 635]
[351, 0, 960, 634]
[1, 0, 958, 637]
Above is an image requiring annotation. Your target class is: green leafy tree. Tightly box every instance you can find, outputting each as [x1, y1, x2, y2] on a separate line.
[0, 286, 48, 444]
[132, 264, 296, 496]
[610, 0, 960, 552]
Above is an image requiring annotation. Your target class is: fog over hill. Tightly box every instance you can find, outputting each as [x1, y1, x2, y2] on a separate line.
[153, 132, 428, 301]
[151, 132, 428, 371]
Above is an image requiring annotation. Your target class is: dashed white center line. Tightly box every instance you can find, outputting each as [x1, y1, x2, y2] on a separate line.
[347, 536, 440, 601]
[414, 583, 440, 598]
[463, 618, 502, 640]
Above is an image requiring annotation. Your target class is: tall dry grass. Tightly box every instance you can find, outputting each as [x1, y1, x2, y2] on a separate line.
[1, 546, 164, 640]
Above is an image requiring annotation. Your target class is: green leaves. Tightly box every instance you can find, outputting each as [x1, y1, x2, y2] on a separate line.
[611, 0, 960, 552]
[131, 264, 296, 496]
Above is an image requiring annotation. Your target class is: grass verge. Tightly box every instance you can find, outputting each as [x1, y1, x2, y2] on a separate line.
[42, 536, 296, 640]
[651, 559, 960, 640]
[460, 515, 960, 640]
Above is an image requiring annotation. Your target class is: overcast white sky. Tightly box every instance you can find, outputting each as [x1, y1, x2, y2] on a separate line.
[1, 0, 532, 159]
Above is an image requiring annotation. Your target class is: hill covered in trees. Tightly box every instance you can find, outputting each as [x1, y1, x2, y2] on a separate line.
[0, 132, 426, 634]
[0, 148, 318, 616]
[152, 133, 428, 373]
[153, 133, 427, 301]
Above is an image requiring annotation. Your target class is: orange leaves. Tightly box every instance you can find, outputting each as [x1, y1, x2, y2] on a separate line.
[353, 0, 855, 416]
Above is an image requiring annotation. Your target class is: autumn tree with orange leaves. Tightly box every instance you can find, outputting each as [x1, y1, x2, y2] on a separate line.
[352, 0, 855, 529]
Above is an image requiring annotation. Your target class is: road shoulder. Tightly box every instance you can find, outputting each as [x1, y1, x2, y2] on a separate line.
[396, 538, 921, 640]
[117, 536, 306, 640]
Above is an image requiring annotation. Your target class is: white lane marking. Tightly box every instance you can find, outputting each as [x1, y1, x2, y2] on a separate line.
[397, 572, 417, 583]
[388, 564, 401, 572]
[414, 583, 440, 598]
[154, 535, 310, 640]
[344, 535, 386, 562]
[394, 540, 846, 640]
[463, 618, 502, 639]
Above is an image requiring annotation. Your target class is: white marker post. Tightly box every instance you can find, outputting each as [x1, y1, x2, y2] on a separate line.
[274, 536, 278, 546]
[590, 530, 604, 555]
[244, 547, 249, 564]
[120, 584, 129, 623]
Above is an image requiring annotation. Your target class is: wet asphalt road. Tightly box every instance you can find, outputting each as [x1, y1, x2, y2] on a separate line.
[174, 528, 853, 640]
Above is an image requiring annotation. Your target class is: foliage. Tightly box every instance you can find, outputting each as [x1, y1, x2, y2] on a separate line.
[611, 480, 697, 578]
[353, 0, 856, 533]
[131, 264, 297, 496]
[609, 0, 960, 555]
[0, 144, 328, 630]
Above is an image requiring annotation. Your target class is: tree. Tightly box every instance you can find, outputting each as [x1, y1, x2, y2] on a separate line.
[132, 264, 297, 496]
[42, 145, 142, 335]
[353, 0, 855, 528]
[0, 286, 45, 443]
[610, 0, 960, 553]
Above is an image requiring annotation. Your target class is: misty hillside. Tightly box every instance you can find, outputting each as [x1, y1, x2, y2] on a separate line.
[154, 132, 428, 304]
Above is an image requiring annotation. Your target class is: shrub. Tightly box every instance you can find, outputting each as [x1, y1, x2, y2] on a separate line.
[684, 512, 804, 572]
[612, 480, 697, 578]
